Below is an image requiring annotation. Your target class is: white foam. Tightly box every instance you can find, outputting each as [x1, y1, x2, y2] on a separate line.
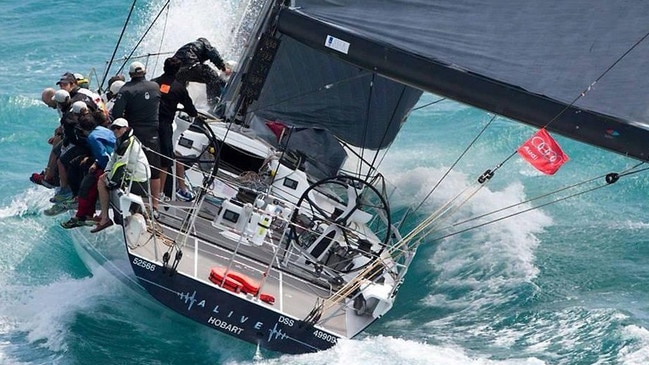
[389, 166, 547, 288]
[0, 187, 52, 219]
[617, 220, 649, 230]
[420, 306, 632, 364]
[136, 0, 250, 77]
[222, 336, 545, 365]
[619, 325, 649, 365]
[0, 270, 121, 352]
[0, 188, 61, 273]
[375, 159, 555, 356]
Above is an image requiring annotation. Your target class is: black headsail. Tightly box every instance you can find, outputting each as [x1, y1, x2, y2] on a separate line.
[258, 0, 649, 161]
[248, 35, 423, 150]
[225, 0, 423, 160]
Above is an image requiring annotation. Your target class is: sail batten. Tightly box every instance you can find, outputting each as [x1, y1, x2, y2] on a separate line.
[276, 1, 649, 160]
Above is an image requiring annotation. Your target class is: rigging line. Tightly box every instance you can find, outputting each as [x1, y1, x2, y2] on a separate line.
[111, 51, 176, 64]
[325, 178, 512, 311]
[100, 0, 138, 92]
[431, 178, 617, 242]
[411, 97, 446, 112]
[151, 3, 171, 77]
[409, 114, 498, 218]
[411, 161, 646, 249]
[398, 183, 484, 246]
[358, 73, 376, 175]
[324, 186, 489, 310]
[329, 221, 422, 302]
[543, 28, 649, 130]
[366, 86, 411, 182]
[336, 139, 377, 173]
[410, 194, 479, 250]
[432, 162, 646, 241]
[615, 163, 649, 178]
[325, 181, 477, 306]
[493, 151, 517, 175]
[449, 174, 605, 230]
[408, 184, 486, 246]
[113, 0, 172, 77]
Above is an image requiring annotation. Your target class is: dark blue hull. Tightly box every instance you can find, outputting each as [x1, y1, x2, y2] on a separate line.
[70, 222, 341, 355]
[128, 254, 340, 354]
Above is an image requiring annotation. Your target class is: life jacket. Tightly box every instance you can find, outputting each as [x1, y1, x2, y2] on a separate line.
[106, 129, 150, 184]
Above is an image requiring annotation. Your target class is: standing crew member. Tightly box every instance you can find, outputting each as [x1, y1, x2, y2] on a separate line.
[152, 57, 199, 202]
[111, 61, 162, 218]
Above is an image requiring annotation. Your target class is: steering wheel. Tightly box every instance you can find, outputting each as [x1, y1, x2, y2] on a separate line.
[289, 175, 391, 274]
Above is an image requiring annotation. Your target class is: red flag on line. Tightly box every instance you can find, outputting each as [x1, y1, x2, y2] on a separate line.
[517, 128, 569, 175]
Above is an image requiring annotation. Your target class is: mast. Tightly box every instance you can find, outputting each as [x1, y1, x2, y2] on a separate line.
[223, 0, 284, 125]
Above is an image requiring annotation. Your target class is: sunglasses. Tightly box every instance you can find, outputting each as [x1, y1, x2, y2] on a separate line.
[110, 126, 123, 131]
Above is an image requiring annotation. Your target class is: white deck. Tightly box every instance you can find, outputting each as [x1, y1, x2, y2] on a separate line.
[127, 199, 362, 337]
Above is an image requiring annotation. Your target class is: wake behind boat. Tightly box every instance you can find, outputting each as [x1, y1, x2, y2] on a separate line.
[65, 0, 649, 356]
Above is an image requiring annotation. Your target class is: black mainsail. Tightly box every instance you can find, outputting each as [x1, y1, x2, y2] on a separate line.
[261, 0, 649, 160]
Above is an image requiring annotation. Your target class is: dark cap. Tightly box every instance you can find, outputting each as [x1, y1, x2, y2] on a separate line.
[56, 72, 77, 85]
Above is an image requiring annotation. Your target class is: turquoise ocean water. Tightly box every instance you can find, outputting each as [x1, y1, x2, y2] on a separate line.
[2, 1, 649, 364]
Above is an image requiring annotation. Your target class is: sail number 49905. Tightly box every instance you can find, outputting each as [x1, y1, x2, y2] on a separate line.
[133, 257, 156, 271]
[313, 330, 337, 344]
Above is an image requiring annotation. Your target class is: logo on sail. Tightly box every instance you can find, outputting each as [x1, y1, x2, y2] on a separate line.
[324, 35, 350, 54]
[517, 128, 569, 175]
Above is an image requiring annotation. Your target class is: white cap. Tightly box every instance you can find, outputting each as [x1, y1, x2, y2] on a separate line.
[225, 60, 237, 69]
[111, 118, 129, 129]
[109, 80, 125, 94]
[52, 89, 70, 103]
[129, 61, 146, 76]
[71, 101, 88, 114]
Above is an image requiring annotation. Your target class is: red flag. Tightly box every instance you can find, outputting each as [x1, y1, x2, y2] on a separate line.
[517, 129, 569, 175]
[265, 120, 287, 142]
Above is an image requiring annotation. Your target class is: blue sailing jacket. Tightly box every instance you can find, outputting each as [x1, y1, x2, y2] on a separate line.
[87, 126, 116, 170]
